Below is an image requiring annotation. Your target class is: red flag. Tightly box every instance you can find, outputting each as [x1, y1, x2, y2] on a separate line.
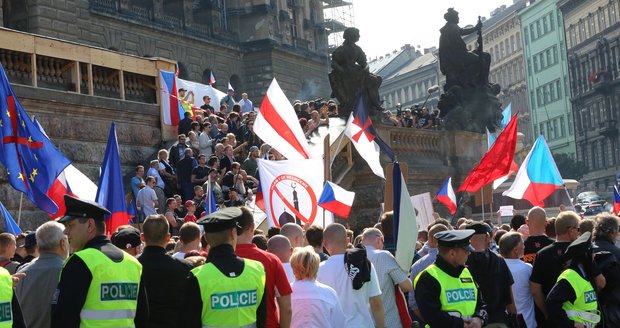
[458, 115, 518, 192]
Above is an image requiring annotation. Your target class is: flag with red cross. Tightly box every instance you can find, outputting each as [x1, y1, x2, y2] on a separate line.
[0, 64, 71, 215]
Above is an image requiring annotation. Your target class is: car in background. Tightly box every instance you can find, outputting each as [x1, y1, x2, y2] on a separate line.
[583, 204, 606, 217]
[576, 191, 600, 205]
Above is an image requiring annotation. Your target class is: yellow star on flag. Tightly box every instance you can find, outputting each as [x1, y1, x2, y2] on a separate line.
[18, 172, 24, 181]
[28, 136, 33, 143]
[21, 120, 25, 128]
[29, 174, 34, 182]
[31, 168, 38, 177]
[6, 110, 10, 118]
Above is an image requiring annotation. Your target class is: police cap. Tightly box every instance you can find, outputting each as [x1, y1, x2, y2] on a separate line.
[58, 195, 111, 223]
[111, 227, 141, 249]
[465, 222, 492, 235]
[435, 229, 476, 252]
[197, 207, 242, 233]
[563, 231, 592, 261]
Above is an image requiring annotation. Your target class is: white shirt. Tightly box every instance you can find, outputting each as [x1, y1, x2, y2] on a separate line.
[317, 254, 382, 328]
[136, 186, 158, 215]
[366, 246, 408, 328]
[283, 262, 295, 284]
[198, 131, 214, 158]
[290, 279, 346, 328]
[505, 258, 537, 328]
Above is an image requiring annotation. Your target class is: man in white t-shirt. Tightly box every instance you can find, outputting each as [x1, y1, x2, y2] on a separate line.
[172, 222, 201, 259]
[499, 231, 536, 328]
[281, 223, 304, 248]
[317, 223, 385, 328]
[136, 176, 159, 216]
[267, 235, 295, 283]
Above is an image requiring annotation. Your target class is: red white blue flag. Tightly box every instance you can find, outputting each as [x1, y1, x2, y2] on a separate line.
[392, 162, 417, 271]
[209, 71, 216, 86]
[503, 135, 563, 207]
[96, 123, 130, 235]
[436, 177, 457, 215]
[344, 93, 395, 179]
[159, 70, 182, 125]
[318, 181, 355, 218]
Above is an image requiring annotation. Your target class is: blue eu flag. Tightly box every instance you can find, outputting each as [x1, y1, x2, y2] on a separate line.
[0, 64, 71, 215]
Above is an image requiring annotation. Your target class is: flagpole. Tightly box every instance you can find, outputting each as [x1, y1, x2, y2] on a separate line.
[562, 185, 576, 212]
[17, 193, 23, 226]
[481, 187, 485, 220]
[330, 131, 347, 168]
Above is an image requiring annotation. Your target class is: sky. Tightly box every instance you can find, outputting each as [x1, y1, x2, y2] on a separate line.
[347, 0, 516, 59]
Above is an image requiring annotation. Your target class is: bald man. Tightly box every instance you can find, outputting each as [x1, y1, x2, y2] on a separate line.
[522, 207, 553, 265]
[267, 235, 294, 283]
[280, 223, 304, 248]
[317, 223, 385, 328]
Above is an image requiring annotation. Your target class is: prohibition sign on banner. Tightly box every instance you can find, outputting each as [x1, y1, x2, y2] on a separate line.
[268, 174, 318, 227]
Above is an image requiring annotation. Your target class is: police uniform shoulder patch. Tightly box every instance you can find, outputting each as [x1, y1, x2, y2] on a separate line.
[460, 277, 473, 283]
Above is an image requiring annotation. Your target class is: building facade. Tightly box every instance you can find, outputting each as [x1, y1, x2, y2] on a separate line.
[519, 0, 576, 156]
[0, 0, 331, 103]
[559, 0, 620, 192]
[378, 50, 440, 112]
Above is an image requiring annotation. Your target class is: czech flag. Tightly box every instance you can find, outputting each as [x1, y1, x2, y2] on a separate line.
[96, 123, 130, 235]
[318, 181, 355, 218]
[613, 185, 620, 215]
[436, 177, 457, 215]
[159, 70, 183, 126]
[209, 71, 216, 86]
[503, 135, 563, 207]
[393, 162, 417, 271]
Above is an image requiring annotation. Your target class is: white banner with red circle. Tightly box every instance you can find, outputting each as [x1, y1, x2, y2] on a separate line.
[257, 158, 333, 228]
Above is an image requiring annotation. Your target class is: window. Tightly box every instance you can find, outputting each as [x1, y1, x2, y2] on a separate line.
[560, 116, 566, 137]
[511, 35, 516, 52]
[553, 119, 559, 139]
[550, 12, 555, 31]
[579, 20, 586, 42]
[610, 3, 617, 25]
[588, 15, 596, 37]
[540, 122, 545, 136]
[531, 91, 536, 109]
[543, 16, 549, 33]
[530, 25, 536, 41]
[568, 113, 574, 135]
[599, 9, 607, 30]
[547, 121, 553, 139]
[523, 29, 528, 45]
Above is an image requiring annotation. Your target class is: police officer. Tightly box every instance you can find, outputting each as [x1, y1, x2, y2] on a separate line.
[546, 231, 602, 328]
[182, 207, 266, 327]
[0, 266, 26, 328]
[465, 222, 514, 326]
[51, 195, 148, 328]
[414, 229, 487, 328]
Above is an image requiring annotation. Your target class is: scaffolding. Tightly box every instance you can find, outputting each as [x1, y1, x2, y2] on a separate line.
[321, 0, 354, 52]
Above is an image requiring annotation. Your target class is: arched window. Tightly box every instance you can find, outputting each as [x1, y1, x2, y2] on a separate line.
[229, 74, 242, 93]
[202, 69, 215, 86]
[177, 62, 189, 80]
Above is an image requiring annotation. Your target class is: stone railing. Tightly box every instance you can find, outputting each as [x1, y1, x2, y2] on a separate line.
[0, 27, 175, 104]
[378, 125, 486, 167]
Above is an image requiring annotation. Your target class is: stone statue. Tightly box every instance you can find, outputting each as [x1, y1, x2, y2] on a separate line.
[437, 8, 503, 133]
[329, 28, 383, 120]
[439, 8, 491, 89]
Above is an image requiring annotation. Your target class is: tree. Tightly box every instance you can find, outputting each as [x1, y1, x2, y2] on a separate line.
[554, 153, 589, 180]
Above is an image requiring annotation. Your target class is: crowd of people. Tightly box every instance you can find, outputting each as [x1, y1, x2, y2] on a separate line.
[1, 87, 617, 328]
[385, 105, 442, 129]
[2, 200, 620, 327]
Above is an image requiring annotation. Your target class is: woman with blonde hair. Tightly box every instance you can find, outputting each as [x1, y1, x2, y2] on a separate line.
[289, 246, 345, 328]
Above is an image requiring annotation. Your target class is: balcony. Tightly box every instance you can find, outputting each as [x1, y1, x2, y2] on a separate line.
[0, 27, 174, 104]
[599, 120, 618, 137]
[589, 69, 613, 94]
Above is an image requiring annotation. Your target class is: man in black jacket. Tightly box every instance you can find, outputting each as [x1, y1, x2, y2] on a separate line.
[137, 214, 192, 328]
